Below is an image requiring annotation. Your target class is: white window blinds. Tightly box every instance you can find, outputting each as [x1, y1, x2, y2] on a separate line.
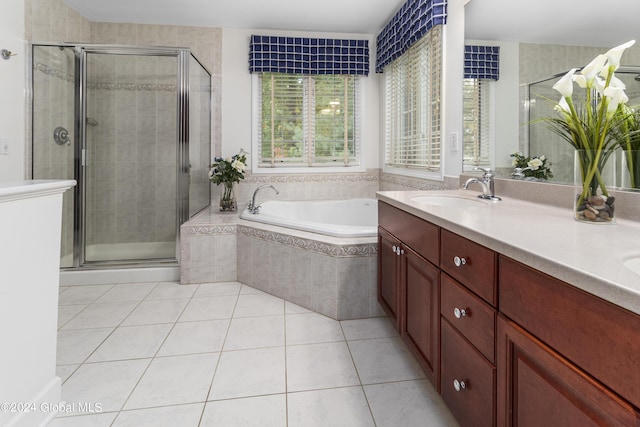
[463, 78, 491, 167]
[384, 27, 442, 172]
[257, 73, 360, 167]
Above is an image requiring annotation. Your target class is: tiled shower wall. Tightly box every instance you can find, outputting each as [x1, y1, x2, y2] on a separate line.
[26, 0, 222, 251]
[84, 55, 178, 246]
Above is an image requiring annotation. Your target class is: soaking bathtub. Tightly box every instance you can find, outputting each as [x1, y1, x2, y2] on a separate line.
[239, 198, 378, 238]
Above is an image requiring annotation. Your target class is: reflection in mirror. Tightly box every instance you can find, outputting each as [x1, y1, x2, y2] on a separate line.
[464, 0, 640, 192]
[528, 67, 640, 186]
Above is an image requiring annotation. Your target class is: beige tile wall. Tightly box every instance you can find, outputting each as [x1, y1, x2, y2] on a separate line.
[27, 1, 223, 251]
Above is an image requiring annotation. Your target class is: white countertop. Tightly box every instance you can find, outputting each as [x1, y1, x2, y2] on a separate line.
[377, 189, 640, 316]
[0, 179, 76, 202]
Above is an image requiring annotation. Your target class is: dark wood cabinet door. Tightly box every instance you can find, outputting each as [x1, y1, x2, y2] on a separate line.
[497, 315, 640, 427]
[378, 227, 401, 329]
[402, 247, 440, 389]
[441, 318, 496, 427]
[499, 255, 640, 410]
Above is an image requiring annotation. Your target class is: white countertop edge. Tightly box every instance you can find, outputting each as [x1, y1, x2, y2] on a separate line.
[377, 189, 640, 316]
[0, 180, 76, 203]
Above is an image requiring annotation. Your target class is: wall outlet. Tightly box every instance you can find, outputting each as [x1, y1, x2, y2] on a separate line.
[449, 132, 459, 152]
[0, 138, 9, 155]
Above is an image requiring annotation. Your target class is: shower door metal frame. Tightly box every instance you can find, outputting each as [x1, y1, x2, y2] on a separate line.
[32, 43, 196, 268]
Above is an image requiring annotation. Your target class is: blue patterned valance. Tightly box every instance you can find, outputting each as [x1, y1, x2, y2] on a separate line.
[376, 0, 447, 73]
[249, 35, 369, 76]
[464, 45, 500, 80]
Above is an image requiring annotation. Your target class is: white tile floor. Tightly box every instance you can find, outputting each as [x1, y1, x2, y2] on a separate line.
[52, 281, 459, 427]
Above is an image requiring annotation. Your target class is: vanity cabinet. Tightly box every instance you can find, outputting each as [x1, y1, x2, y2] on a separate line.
[497, 315, 638, 426]
[440, 232, 497, 427]
[378, 202, 440, 388]
[498, 256, 640, 426]
[403, 246, 440, 387]
[378, 227, 402, 329]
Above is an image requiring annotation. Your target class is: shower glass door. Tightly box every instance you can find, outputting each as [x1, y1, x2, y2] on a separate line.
[32, 45, 77, 268]
[83, 50, 178, 263]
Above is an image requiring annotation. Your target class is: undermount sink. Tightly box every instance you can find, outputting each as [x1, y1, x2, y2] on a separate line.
[410, 195, 488, 208]
[623, 257, 640, 276]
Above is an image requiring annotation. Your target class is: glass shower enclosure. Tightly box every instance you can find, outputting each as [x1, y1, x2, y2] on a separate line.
[32, 44, 211, 268]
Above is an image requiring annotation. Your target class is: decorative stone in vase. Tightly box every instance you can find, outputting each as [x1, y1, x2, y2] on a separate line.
[219, 182, 237, 212]
[574, 149, 616, 224]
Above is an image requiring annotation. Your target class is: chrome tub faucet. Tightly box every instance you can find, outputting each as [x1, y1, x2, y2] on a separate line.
[247, 184, 279, 214]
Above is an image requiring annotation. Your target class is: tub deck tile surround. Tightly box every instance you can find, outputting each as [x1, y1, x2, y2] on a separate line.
[180, 207, 381, 320]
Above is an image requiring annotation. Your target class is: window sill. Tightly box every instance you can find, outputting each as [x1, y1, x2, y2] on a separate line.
[382, 165, 443, 181]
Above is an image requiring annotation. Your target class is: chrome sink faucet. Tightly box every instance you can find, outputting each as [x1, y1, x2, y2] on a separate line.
[463, 167, 502, 201]
[247, 184, 279, 214]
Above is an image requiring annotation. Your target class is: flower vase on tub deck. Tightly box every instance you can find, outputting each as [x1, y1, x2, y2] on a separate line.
[209, 150, 247, 212]
[546, 39, 636, 223]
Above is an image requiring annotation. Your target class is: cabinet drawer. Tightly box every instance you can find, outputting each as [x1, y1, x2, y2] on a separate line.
[441, 273, 495, 363]
[499, 255, 640, 410]
[378, 202, 439, 265]
[441, 319, 496, 427]
[440, 229, 496, 305]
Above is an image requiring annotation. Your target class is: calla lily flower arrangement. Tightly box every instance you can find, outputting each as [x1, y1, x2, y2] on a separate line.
[546, 40, 636, 220]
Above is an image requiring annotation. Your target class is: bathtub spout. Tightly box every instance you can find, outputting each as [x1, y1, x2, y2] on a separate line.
[248, 184, 279, 214]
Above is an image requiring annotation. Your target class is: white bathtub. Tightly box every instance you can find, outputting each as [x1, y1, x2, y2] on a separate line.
[239, 198, 378, 238]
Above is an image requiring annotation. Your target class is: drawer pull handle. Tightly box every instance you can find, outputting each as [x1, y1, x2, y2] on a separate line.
[392, 245, 397, 254]
[453, 256, 467, 267]
[454, 307, 468, 319]
[453, 379, 467, 392]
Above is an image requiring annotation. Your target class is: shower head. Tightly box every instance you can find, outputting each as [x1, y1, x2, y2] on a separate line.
[86, 117, 99, 127]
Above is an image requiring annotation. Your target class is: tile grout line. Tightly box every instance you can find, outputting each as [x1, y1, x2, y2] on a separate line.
[284, 299, 289, 427]
[198, 284, 243, 426]
[100, 281, 198, 424]
[339, 319, 378, 426]
[57, 282, 161, 391]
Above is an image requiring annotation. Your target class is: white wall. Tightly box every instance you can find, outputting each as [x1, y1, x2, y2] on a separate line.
[442, 0, 466, 179]
[0, 0, 26, 182]
[221, 28, 380, 170]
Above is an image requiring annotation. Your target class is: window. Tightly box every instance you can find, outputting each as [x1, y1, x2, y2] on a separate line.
[384, 26, 442, 174]
[256, 73, 360, 168]
[463, 78, 492, 168]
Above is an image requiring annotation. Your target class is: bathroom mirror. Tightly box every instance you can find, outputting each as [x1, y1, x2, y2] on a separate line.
[464, 0, 640, 188]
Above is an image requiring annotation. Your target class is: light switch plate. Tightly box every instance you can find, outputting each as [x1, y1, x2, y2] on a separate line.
[449, 132, 459, 152]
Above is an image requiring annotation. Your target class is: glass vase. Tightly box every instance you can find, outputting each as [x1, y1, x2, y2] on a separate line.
[620, 150, 640, 190]
[219, 182, 237, 213]
[574, 149, 616, 224]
